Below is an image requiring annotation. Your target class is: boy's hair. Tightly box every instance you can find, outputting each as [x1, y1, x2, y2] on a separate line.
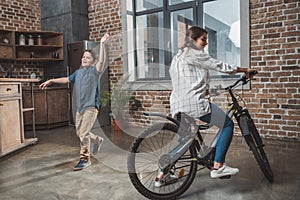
[84, 50, 98, 61]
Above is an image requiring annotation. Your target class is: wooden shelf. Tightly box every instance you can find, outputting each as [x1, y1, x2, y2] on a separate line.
[0, 30, 15, 59]
[24, 138, 38, 146]
[23, 108, 34, 112]
[0, 43, 13, 47]
[16, 45, 62, 48]
[16, 58, 64, 61]
[0, 29, 63, 61]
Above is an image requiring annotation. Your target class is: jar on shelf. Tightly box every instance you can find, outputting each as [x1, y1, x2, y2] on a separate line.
[3, 37, 9, 44]
[28, 35, 34, 45]
[37, 35, 42, 45]
[19, 34, 25, 45]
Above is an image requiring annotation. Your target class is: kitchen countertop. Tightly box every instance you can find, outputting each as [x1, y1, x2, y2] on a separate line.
[0, 78, 69, 91]
[22, 86, 68, 90]
[0, 78, 40, 83]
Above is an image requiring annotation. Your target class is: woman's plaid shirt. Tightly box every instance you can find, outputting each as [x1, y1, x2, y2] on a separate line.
[169, 47, 237, 118]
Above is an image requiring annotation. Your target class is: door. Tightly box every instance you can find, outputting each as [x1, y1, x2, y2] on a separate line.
[0, 99, 22, 153]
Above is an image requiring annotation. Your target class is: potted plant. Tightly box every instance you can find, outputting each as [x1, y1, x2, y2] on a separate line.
[100, 76, 142, 131]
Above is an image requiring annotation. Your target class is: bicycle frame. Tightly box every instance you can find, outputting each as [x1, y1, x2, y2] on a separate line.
[143, 102, 238, 166]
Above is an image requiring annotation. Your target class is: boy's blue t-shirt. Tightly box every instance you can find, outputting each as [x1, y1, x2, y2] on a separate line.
[68, 66, 101, 113]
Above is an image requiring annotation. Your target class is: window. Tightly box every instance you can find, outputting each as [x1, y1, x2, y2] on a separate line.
[169, 0, 195, 5]
[135, 0, 164, 12]
[204, 0, 241, 82]
[136, 12, 167, 79]
[170, 8, 194, 58]
[124, 0, 249, 89]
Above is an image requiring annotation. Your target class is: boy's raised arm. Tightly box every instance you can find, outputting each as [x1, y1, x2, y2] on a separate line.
[96, 33, 110, 72]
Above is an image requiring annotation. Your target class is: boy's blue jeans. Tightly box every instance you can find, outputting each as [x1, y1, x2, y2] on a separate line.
[199, 103, 234, 163]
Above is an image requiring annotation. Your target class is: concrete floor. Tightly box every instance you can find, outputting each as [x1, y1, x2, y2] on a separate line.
[0, 124, 299, 200]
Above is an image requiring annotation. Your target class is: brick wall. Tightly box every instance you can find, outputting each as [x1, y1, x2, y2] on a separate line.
[131, 91, 172, 127]
[0, 0, 41, 31]
[88, 0, 123, 87]
[0, 0, 43, 80]
[0, 60, 43, 80]
[249, 0, 300, 139]
[88, 0, 299, 140]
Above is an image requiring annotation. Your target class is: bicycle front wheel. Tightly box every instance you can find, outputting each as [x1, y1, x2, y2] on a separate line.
[127, 123, 198, 200]
[243, 118, 273, 183]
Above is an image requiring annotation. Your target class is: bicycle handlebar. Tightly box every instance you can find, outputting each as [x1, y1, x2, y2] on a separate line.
[225, 70, 258, 91]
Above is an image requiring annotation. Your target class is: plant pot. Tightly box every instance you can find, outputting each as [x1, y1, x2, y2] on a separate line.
[113, 119, 122, 131]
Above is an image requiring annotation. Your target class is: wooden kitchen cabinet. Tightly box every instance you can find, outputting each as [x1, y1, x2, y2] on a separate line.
[0, 79, 38, 157]
[0, 82, 23, 155]
[0, 29, 63, 61]
[23, 87, 69, 130]
[0, 99, 23, 151]
[0, 29, 15, 59]
[15, 31, 63, 61]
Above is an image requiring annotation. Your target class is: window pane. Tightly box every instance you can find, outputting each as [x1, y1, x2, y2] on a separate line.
[136, 12, 166, 79]
[135, 0, 163, 12]
[127, 0, 133, 12]
[204, 0, 240, 78]
[169, 0, 194, 5]
[170, 8, 194, 57]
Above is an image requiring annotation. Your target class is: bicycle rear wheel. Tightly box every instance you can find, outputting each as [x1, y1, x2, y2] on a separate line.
[243, 118, 273, 183]
[127, 123, 198, 200]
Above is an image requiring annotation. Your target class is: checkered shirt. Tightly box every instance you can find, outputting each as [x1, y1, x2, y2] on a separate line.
[169, 47, 238, 118]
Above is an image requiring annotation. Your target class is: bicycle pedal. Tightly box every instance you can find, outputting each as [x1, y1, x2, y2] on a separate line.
[219, 175, 231, 179]
[178, 169, 185, 178]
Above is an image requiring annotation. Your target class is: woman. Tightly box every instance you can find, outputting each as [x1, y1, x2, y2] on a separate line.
[155, 26, 255, 186]
[40, 33, 110, 171]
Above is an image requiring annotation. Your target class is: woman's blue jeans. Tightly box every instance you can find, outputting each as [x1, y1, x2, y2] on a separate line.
[199, 103, 234, 163]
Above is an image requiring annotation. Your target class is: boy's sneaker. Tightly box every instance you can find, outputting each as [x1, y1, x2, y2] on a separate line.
[210, 164, 239, 178]
[73, 160, 91, 171]
[92, 138, 104, 155]
[154, 174, 178, 187]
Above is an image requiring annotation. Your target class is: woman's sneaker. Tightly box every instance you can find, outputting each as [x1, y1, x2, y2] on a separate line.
[210, 164, 239, 178]
[154, 174, 178, 187]
[73, 159, 91, 171]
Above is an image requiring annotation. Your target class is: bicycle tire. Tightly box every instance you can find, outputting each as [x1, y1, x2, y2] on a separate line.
[247, 120, 273, 183]
[127, 123, 198, 200]
[242, 120, 273, 183]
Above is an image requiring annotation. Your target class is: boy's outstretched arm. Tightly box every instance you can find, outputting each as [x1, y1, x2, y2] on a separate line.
[96, 33, 110, 72]
[39, 77, 70, 90]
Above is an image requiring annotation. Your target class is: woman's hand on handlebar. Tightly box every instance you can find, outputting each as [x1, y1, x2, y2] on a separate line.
[245, 69, 258, 79]
[237, 67, 258, 79]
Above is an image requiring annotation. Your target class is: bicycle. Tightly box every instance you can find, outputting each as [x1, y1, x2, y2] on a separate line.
[127, 71, 273, 199]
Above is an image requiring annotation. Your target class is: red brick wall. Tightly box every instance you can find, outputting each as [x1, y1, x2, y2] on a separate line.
[88, 0, 123, 87]
[0, 0, 43, 79]
[131, 91, 172, 127]
[0, 60, 43, 80]
[89, 0, 300, 139]
[0, 0, 41, 31]
[249, 0, 300, 139]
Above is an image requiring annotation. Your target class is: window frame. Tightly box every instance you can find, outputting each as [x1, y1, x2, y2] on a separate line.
[121, 0, 250, 91]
